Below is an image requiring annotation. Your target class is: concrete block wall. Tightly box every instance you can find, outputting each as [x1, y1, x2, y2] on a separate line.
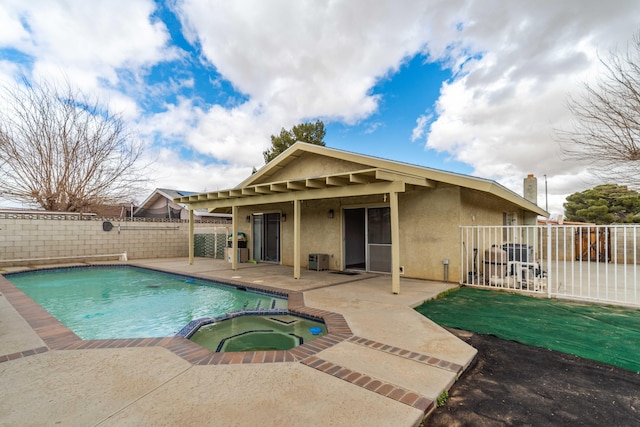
[0, 216, 225, 267]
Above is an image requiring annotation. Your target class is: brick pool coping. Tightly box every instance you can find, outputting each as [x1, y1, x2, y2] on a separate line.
[0, 264, 467, 415]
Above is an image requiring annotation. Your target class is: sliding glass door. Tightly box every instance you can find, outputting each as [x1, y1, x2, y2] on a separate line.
[252, 213, 280, 263]
[343, 207, 391, 273]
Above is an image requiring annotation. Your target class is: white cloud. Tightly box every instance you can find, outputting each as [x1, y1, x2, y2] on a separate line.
[418, 0, 640, 215]
[161, 0, 465, 183]
[0, 0, 177, 97]
[411, 113, 431, 142]
[140, 147, 252, 199]
[2, 0, 640, 216]
[174, 0, 447, 122]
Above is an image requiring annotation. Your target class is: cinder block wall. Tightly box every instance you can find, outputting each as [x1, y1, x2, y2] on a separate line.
[0, 215, 228, 267]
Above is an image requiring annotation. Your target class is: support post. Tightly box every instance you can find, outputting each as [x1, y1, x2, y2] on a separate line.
[293, 199, 301, 279]
[389, 191, 400, 294]
[231, 205, 238, 271]
[547, 224, 552, 298]
[188, 209, 194, 265]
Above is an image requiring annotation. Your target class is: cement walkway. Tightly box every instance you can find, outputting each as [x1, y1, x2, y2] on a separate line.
[0, 258, 477, 426]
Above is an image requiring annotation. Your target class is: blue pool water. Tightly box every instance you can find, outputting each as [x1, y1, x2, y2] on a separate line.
[7, 266, 287, 340]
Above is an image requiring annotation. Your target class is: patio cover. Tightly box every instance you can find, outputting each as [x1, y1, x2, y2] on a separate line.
[176, 167, 435, 293]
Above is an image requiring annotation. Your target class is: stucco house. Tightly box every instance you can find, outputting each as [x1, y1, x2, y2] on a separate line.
[175, 142, 547, 293]
[135, 188, 230, 222]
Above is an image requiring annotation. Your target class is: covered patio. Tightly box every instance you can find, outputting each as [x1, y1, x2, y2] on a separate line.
[179, 167, 433, 294]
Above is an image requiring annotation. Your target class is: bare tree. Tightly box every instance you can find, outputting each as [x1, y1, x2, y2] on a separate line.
[0, 77, 148, 212]
[558, 32, 640, 185]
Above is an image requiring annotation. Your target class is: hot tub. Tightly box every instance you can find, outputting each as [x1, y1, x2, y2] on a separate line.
[183, 313, 327, 352]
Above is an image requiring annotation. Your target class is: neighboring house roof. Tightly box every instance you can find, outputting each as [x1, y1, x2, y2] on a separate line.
[135, 188, 195, 214]
[175, 142, 549, 217]
[136, 188, 229, 218]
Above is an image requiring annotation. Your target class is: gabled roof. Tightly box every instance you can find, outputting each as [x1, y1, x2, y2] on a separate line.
[175, 142, 548, 217]
[136, 188, 230, 218]
[134, 188, 194, 214]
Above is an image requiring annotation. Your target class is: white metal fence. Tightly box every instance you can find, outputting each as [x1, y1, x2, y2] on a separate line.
[460, 225, 640, 308]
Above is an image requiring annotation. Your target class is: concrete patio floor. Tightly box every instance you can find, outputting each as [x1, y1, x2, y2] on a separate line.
[0, 258, 477, 426]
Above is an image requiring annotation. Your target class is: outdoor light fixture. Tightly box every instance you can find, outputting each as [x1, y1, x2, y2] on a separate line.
[281, 214, 286, 222]
[327, 209, 334, 219]
[246, 215, 251, 223]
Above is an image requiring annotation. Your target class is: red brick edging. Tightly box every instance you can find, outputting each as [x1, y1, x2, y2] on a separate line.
[0, 267, 457, 415]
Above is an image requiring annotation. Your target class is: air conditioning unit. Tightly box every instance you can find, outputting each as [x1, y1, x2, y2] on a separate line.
[308, 254, 329, 271]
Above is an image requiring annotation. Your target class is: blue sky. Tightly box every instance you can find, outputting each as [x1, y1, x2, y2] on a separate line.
[1, 0, 640, 215]
[326, 55, 473, 173]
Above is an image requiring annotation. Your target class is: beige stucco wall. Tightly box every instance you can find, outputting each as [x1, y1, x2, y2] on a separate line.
[396, 186, 461, 281]
[228, 149, 543, 282]
[0, 217, 222, 267]
[235, 185, 536, 283]
[263, 152, 368, 182]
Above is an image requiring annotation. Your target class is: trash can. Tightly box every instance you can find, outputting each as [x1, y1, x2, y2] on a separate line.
[227, 232, 247, 248]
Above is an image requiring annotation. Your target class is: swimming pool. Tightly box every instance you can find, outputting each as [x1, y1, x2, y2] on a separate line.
[6, 266, 288, 340]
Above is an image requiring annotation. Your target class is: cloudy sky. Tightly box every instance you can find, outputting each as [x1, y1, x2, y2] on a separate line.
[1, 0, 639, 216]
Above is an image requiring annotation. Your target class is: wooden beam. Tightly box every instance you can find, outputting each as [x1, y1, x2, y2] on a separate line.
[389, 191, 400, 294]
[287, 181, 307, 191]
[184, 180, 406, 210]
[255, 185, 273, 194]
[231, 206, 238, 271]
[306, 178, 326, 189]
[350, 172, 375, 184]
[293, 199, 301, 279]
[326, 176, 349, 186]
[375, 169, 436, 188]
[270, 183, 288, 192]
[188, 209, 194, 265]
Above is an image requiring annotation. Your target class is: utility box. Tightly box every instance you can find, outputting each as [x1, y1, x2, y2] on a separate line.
[227, 248, 249, 263]
[308, 253, 329, 271]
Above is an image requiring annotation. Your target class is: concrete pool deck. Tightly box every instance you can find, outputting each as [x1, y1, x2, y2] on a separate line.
[0, 258, 477, 426]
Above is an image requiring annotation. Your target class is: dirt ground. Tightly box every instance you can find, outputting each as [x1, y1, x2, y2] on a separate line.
[427, 329, 640, 426]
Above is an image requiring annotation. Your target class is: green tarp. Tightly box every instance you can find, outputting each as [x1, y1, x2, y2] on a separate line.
[415, 287, 640, 373]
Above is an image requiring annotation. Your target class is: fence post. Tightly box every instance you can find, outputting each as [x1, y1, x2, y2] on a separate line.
[547, 223, 552, 298]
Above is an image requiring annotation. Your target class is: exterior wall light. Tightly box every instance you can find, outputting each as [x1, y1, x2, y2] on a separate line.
[246, 215, 251, 223]
[281, 214, 286, 222]
[327, 209, 334, 219]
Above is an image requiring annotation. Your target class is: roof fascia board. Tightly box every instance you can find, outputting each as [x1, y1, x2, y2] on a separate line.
[184, 180, 405, 210]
